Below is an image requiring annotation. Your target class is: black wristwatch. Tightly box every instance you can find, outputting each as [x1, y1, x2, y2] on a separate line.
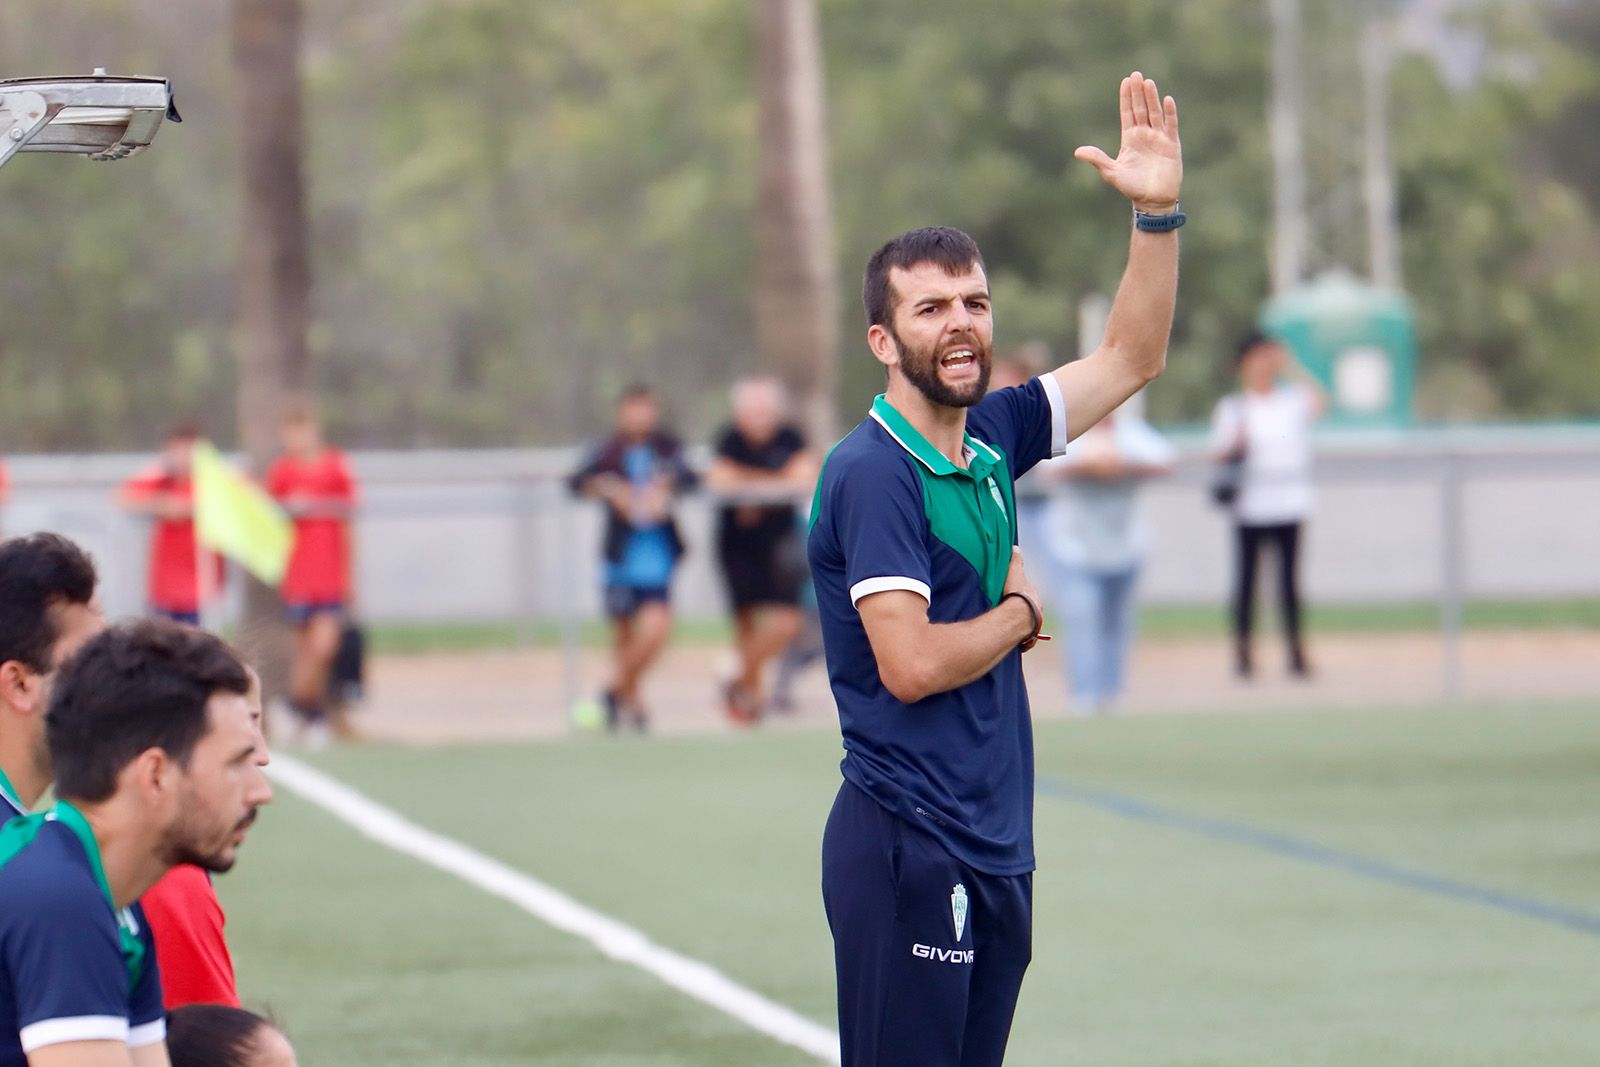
[1133, 202, 1186, 232]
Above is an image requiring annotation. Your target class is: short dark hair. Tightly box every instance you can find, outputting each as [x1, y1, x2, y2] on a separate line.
[863, 226, 986, 329]
[1234, 329, 1280, 364]
[617, 382, 655, 405]
[167, 1005, 274, 1067]
[0, 534, 98, 674]
[47, 620, 250, 803]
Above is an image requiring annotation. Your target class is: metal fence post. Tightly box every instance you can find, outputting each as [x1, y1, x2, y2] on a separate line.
[1439, 453, 1465, 700]
[512, 472, 538, 649]
[557, 490, 585, 721]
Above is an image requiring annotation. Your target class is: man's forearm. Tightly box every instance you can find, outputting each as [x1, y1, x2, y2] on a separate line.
[873, 598, 1034, 704]
[1100, 228, 1179, 384]
[1050, 227, 1180, 438]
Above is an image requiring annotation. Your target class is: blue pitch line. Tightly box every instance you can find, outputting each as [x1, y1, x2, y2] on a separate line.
[1036, 776, 1600, 938]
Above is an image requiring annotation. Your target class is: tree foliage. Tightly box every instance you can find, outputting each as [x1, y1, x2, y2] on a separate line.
[0, 0, 1595, 451]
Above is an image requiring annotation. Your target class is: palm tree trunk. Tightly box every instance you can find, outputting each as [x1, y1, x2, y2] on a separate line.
[755, 0, 840, 446]
[232, 0, 309, 705]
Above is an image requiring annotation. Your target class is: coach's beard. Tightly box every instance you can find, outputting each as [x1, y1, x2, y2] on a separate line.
[893, 330, 992, 409]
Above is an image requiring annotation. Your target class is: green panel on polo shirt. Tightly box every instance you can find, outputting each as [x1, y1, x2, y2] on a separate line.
[868, 394, 1016, 605]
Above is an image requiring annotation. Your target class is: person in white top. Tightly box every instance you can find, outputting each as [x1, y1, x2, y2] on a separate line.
[1210, 331, 1325, 678]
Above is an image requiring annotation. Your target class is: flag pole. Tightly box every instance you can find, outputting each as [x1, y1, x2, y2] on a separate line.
[193, 440, 217, 631]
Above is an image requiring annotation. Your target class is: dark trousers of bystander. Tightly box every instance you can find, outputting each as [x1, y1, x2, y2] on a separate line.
[1232, 520, 1308, 676]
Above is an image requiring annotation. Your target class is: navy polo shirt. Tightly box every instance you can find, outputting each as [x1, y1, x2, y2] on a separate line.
[0, 820, 165, 1063]
[808, 377, 1067, 875]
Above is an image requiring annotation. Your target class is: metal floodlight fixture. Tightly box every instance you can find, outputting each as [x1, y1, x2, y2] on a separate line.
[0, 69, 180, 171]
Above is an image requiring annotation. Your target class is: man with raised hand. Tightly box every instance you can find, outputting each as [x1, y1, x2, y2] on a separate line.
[808, 72, 1182, 1065]
[0, 621, 273, 1066]
[0, 535, 105, 825]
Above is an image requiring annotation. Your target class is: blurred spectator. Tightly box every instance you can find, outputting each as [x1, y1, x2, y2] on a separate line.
[1210, 331, 1326, 679]
[167, 1005, 297, 1067]
[116, 424, 224, 626]
[706, 377, 817, 724]
[768, 576, 823, 714]
[569, 386, 697, 731]
[266, 408, 360, 746]
[1032, 407, 1174, 712]
[990, 348, 1051, 563]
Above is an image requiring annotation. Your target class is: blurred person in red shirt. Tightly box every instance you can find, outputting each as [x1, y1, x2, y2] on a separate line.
[265, 408, 359, 747]
[141, 666, 269, 1009]
[117, 424, 225, 626]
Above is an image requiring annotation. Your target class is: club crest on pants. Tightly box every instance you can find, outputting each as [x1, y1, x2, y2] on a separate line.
[951, 883, 968, 942]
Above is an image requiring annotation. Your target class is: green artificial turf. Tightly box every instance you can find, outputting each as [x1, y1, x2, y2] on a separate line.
[222, 700, 1600, 1065]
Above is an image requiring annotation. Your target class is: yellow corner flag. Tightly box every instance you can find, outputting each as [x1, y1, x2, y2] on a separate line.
[192, 440, 294, 587]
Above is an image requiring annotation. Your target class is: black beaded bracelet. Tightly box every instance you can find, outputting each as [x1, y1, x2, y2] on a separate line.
[1001, 591, 1042, 645]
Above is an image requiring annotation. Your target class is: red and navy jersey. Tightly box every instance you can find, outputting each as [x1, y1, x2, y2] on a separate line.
[266, 448, 359, 604]
[142, 865, 239, 1010]
[120, 464, 224, 613]
[0, 820, 164, 1063]
[807, 378, 1067, 876]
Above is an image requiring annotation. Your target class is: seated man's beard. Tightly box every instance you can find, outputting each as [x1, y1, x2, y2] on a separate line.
[894, 334, 992, 408]
[167, 805, 254, 874]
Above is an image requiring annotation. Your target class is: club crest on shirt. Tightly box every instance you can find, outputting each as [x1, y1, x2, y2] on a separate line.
[951, 883, 968, 942]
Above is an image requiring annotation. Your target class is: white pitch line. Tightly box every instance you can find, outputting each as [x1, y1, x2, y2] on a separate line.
[266, 754, 841, 1064]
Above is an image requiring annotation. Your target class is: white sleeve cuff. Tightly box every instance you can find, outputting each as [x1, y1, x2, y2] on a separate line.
[20, 1015, 128, 1052]
[1037, 373, 1068, 456]
[129, 1018, 167, 1049]
[850, 576, 931, 608]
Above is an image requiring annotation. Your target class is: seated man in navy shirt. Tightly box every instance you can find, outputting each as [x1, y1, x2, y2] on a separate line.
[0, 620, 273, 1066]
[0, 534, 105, 824]
[809, 71, 1184, 1065]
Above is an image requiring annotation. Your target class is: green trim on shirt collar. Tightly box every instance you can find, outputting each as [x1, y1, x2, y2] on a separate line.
[868, 394, 1000, 481]
[0, 800, 149, 995]
[867, 394, 1016, 604]
[0, 766, 25, 817]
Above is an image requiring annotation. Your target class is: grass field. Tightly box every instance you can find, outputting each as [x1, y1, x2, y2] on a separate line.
[363, 597, 1600, 654]
[221, 700, 1600, 1065]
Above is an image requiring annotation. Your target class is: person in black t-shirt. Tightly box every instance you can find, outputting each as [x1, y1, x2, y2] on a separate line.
[706, 378, 817, 724]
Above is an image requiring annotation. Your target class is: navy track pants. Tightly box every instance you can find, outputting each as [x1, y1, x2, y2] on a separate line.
[822, 781, 1032, 1067]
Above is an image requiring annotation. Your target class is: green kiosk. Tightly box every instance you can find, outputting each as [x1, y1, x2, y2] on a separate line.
[1261, 271, 1417, 428]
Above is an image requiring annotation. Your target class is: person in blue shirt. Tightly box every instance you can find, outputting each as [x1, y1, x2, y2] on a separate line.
[569, 385, 699, 731]
[809, 71, 1184, 1065]
[0, 620, 273, 1067]
[0, 534, 105, 825]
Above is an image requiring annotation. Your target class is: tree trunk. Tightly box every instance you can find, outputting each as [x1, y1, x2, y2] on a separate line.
[755, 0, 840, 446]
[232, 0, 309, 708]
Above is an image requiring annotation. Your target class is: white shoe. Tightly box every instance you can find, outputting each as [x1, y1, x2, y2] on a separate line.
[298, 718, 333, 752]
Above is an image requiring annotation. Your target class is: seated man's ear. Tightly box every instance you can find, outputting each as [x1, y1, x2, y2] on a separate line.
[0, 660, 43, 715]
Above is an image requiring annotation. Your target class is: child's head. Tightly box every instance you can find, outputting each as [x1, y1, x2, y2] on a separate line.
[167, 1005, 297, 1067]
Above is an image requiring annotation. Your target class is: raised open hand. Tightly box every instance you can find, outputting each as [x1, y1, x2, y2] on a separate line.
[1074, 71, 1183, 214]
